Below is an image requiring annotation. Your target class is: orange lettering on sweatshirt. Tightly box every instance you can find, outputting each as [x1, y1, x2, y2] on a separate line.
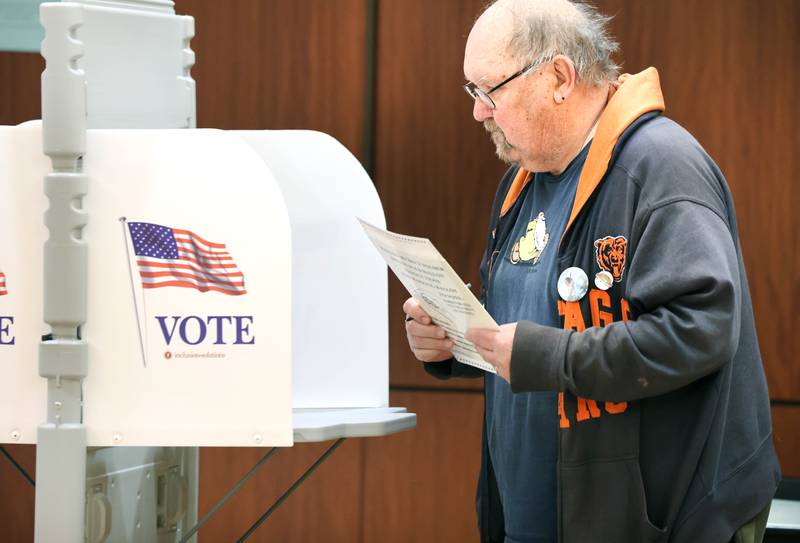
[589, 290, 614, 327]
[621, 298, 631, 321]
[558, 301, 586, 332]
[605, 401, 628, 414]
[558, 392, 571, 428]
[575, 397, 602, 421]
[558, 292, 633, 429]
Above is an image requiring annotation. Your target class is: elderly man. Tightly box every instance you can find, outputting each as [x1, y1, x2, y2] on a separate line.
[402, 1, 781, 542]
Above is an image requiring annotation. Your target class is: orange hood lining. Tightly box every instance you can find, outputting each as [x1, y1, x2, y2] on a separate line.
[498, 68, 666, 244]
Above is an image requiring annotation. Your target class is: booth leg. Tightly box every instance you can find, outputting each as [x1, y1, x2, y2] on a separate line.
[34, 423, 87, 543]
[183, 446, 200, 543]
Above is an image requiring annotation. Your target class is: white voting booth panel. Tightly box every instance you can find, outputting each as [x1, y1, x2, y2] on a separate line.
[236, 130, 389, 409]
[84, 128, 294, 447]
[0, 126, 50, 443]
[0, 122, 294, 447]
[1, 123, 401, 448]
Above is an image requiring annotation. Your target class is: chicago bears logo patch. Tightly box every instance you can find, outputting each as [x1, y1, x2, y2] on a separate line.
[594, 235, 627, 282]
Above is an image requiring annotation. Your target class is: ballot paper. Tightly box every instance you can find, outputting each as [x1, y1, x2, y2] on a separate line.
[359, 219, 499, 374]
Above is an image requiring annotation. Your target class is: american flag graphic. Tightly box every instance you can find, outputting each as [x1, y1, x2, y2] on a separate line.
[0, 271, 7, 296]
[128, 222, 246, 296]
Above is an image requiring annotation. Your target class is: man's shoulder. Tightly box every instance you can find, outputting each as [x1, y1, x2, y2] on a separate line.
[615, 116, 708, 174]
[612, 115, 730, 213]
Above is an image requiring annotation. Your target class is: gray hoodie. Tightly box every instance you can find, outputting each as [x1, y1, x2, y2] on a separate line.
[427, 68, 780, 543]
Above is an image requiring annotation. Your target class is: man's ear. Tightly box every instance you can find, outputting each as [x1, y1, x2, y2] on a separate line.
[551, 55, 577, 104]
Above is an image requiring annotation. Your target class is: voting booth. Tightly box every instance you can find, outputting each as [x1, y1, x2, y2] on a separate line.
[0, 1, 414, 542]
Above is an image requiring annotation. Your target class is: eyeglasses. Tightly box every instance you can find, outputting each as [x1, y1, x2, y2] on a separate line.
[463, 60, 542, 109]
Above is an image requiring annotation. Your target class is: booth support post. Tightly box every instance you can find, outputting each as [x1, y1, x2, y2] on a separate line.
[35, 5, 89, 542]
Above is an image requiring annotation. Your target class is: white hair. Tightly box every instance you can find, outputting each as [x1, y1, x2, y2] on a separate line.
[487, 0, 620, 85]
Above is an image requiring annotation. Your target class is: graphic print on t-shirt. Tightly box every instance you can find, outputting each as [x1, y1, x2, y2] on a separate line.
[510, 211, 549, 265]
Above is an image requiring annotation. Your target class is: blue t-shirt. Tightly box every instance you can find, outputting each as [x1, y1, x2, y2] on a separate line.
[485, 144, 589, 543]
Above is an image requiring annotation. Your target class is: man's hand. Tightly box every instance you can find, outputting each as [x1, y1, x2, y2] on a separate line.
[403, 297, 454, 362]
[465, 324, 517, 383]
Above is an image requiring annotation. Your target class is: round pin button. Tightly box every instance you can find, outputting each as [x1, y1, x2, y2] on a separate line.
[558, 267, 589, 302]
[595, 270, 614, 291]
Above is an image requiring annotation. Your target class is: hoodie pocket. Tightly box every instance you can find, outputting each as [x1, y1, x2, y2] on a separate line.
[561, 458, 668, 543]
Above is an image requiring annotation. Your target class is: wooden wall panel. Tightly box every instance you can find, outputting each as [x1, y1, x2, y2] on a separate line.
[179, 0, 367, 161]
[0, 445, 35, 543]
[593, 0, 800, 400]
[198, 440, 364, 542]
[362, 390, 483, 543]
[772, 405, 800, 478]
[375, 0, 506, 390]
[0, 52, 42, 124]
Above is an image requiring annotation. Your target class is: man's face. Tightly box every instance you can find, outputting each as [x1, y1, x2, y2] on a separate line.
[464, 23, 564, 172]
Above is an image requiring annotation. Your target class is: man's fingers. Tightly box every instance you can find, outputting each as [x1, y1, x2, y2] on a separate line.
[402, 297, 431, 324]
[408, 333, 454, 352]
[411, 348, 453, 363]
[402, 297, 451, 363]
[406, 319, 447, 339]
[473, 344, 496, 367]
[465, 327, 497, 348]
[468, 328, 500, 367]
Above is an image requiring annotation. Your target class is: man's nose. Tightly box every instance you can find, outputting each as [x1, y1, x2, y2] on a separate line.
[473, 98, 493, 122]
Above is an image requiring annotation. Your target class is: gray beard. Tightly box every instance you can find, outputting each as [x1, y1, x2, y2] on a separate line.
[484, 120, 515, 164]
